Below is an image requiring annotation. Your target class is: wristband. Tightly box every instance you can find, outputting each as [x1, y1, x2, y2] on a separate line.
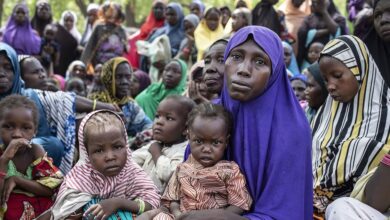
[135, 198, 145, 215]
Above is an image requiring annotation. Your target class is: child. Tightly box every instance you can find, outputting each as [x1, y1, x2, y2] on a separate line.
[307, 42, 324, 65]
[39, 24, 60, 73]
[51, 110, 160, 219]
[132, 95, 195, 193]
[152, 103, 252, 219]
[65, 77, 87, 97]
[0, 94, 63, 219]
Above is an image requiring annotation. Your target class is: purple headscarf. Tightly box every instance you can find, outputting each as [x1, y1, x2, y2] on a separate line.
[133, 69, 151, 93]
[221, 26, 312, 219]
[3, 3, 41, 55]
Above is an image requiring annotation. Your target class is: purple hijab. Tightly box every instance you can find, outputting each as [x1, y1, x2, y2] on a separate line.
[133, 69, 151, 94]
[222, 26, 312, 219]
[3, 4, 41, 55]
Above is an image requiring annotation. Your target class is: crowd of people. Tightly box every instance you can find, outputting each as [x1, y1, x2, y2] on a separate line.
[0, 0, 389, 219]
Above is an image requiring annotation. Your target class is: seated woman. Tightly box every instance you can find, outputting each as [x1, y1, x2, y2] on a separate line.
[90, 57, 152, 137]
[0, 95, 63, 219]
[136, 59, 187, 120]
[129, 69, 151, 99]
[297, 0, 347, 70]
[312, 35, 390, 217]
[224, 7, 252, 38]
[0, 42, 119, 174]
[51, 110, 160, 219]
[171, 26, 313, 219]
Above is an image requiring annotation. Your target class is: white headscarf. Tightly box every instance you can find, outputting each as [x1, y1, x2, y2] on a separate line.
[60, 10, 82, 43]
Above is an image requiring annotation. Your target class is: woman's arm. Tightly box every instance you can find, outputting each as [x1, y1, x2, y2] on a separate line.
[75, 96, 120, 113]
[313, 0, 339, 34]
[364, 155, 390, 212]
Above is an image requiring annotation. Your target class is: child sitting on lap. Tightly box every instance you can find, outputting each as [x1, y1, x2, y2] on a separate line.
[152, 103, 252, 219]
[50, 110, 160, 219]
[132, 95, 195, 193]
[0, 95, 63, 219]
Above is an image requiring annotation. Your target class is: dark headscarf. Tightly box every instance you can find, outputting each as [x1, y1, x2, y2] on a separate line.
[30, 0, 53, 37]
[363, 0, 390, 87]
[3, 4, 41, 55]
[307, 62, 327, 95]
[251, 0, 281, 36]
[0, 43, 24, 99]
[133, 70, 151, 94]
[221, 26, 312, 219]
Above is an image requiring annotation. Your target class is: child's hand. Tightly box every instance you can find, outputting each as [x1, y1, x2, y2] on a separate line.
[1, 176, 17, 205]
[2, 138, 32, 161]
[84, 199, 118, 220]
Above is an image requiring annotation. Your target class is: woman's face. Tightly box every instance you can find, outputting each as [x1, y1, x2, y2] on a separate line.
[14, 6, 27, 25]
[319, 56, 359, 103]
[162, 61, 182, 89]
[0, 54, 14, 95]
[70, 64, 86, 80]
[22, 58, 47, 90]
[203, 43, 226, 94]
[184, 20, 196, 37]
[190, 3, 202, 18]
[231, 12, 246, 32]
[87, 9, 98, 24]
[283, 45, 292, 67]
[153, 2, 165, 20]
[304, 70, 327, 109]
[165, 7, 178, 26]
[225, 39, 272, 101]
[37, 2, 51, 20]
[64, 14, 75, 31]
[129, 75, 140, 98]
[206, 10, 220, 31]
[114, 62, 132, 99]
[374, 0, 390, 42]
[291, 79, 306, 101]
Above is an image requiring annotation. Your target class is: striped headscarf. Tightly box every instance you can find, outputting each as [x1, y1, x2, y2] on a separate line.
[53, 110, 160, 218]
[312, 35, 390, 212]
[93, 57, 132, 105]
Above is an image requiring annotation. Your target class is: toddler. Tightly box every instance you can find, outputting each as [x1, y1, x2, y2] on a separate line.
[0, 95, 63, 219]
[132, 95, 195, 193]
[153, 103, 252, 219]
[50, 110, 160, 219]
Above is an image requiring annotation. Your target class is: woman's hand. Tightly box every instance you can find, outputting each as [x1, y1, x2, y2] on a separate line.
[188, 81, 209, 104]
[84, 199, 119, 220]
[1, 176, 17, 205]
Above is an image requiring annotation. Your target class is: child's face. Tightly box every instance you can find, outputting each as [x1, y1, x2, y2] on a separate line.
[22, 58, 47, 90]
[307, 43, 324, 64]
[162, 61, 182, 89]
[225, 39, 272, 101]
[189, 116, 228, 167]
[0, 54, 14, 95]
[115, 62, 132, 99]
[86, 125, 127, 177]
[231, 12, 246, 32]
[319, 56, 359, 103]
[221, 9, 231, 26]
[67, 80, 86, 97]
[153, 98, 187, 144]
[44, 28, 55, 41]
[205, 10, 220, 31]
[203, 43, 226, 94]
[291, 79, 306, 101]
[304, 70, 327, 108]
[184, 20, 195, 37]
[0, 107, 36, 147]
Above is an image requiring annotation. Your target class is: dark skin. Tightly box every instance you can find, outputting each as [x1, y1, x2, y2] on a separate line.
[162, 61, 182, 89]
[311, 0, 339, 36]
[205, 10, 220, 31]
[203, 43, 227, 95]
[304, 70, 327, 109]
[153, 2, 165, 21]
[179, 20, 196, 62]
[364, 158, 390, 213]
[165, 7, 178, 26]
[14, 6, 27, 25]
[374, 0, 390, 42]
[114, 62, 132, 101]
[0, 108, 54, 206]
[21, 58, 48, 90]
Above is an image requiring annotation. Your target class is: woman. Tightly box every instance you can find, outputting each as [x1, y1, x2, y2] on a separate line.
[136, 59, 187, 120]
[282, 41, 300, 76]
[180, 26, 312, 220]
[0, 42, 118, 174]
[194, 7, 224, 61]
[80, 3, 99, 47]
[363, 0, 390, 87]
[31, 0, 53, 37]
[312, 35, 390, 217]
[54, 11, 81, 77]
[130, 69, 151, 98]
[126, 0, 167, 69]
[252, 0, 281, 36]
[297, 0, 347, 70]
[3, 3, 41, 55]
[148, 2, 185, 58]
[303, 62, 328, 123]
[90, 57, 152, 137]
[81, 2, 127, 74]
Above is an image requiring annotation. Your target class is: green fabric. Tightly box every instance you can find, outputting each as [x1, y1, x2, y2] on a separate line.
[135, 59, 188, 119]
[7, 160, 33, 180]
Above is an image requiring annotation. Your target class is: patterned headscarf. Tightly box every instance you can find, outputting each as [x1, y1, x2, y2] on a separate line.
[97, 57, 132, 105]
[312, 35, 390, 212]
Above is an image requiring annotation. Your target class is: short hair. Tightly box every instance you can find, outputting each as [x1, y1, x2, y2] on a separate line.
[83, 111, 125, 148]
[19, 56, 40, 78]
[164, 95, 196, 120]
[187, 103, 232, 135]
[233, 7, 252, 26]
[0, 94, 39, 128]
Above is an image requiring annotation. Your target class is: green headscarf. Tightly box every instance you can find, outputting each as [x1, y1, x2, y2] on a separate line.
[135, 59, 187, 119]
